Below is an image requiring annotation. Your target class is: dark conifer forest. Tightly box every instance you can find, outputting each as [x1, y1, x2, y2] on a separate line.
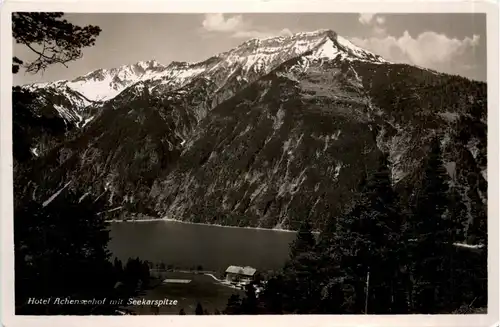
[225, 147, 487, 314]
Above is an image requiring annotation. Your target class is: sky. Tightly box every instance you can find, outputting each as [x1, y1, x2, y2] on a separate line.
[13, 13, 487, 85]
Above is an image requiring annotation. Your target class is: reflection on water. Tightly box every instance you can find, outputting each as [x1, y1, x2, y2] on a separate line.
[108, 220, 297, 272]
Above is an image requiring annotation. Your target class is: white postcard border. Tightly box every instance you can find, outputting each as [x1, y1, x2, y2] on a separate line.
[1, 1, 498, 326]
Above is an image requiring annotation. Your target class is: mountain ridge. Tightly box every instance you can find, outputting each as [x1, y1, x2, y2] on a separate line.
[14, 28, 486, 239]
[22, 29, 386, 106]
[18, 28, 393, 158]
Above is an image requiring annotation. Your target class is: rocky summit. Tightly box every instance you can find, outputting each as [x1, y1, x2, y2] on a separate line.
[15, 29, 486, 233]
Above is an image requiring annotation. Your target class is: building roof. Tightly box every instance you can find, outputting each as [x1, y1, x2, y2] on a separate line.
[225, 265, 257, 276]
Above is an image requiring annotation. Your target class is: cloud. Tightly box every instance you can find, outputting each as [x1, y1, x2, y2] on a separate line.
[279, 28, 294, 37]
[356, 14, 481, 78]
[358, 13, 387, 37]
[232, 27, 293, 39]
[375, 16, 386, 25]
[351, 31, 481, 76]
[201, 13, 293, 39]
[373, 25, 387, 37]
[202, 13, 245, 32]
[231, 30, 273, 39]
[358, 13, 375, 25]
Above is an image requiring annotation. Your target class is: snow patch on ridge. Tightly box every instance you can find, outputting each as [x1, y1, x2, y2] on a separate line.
[311, 38, 341, 59]
[336, 35, 389, 63]
[24, 29, 392, 127]
[26, 29, 390, 106]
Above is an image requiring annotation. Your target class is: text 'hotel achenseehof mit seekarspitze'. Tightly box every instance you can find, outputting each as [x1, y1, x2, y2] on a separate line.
[26, 297, 178, 307]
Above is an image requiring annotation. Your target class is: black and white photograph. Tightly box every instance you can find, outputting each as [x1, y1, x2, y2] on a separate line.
[1, 1, 499, 326]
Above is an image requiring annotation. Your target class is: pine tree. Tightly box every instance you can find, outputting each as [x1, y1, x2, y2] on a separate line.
[224, 294, 242, 314]
[258, 274, 285, 314]
[317, 153, 405, 314]
[359, 154, 405, 313]
[113, 258, 124, 277]
[278, 219, 323, 313]
[409, 137, 454, 313]
[312, 208, 352, 314]
[12, 13, 101, 74]
[448, 188, 468, 244]
[195, 302, 204, 315]
[466, 201, 487, 246]
[317, 199, 367, 313]
[14, 189, 115, 314]
[241, 282, 258, 314]
[414, 138, 454, 241]
[289, 220, 316, 258]
[140, 260, 151, 288]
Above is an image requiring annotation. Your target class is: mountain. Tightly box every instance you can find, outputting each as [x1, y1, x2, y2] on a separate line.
[15, 29, 487, 237]
[22, 30, 385, 113]
[16, 30, 383, 159]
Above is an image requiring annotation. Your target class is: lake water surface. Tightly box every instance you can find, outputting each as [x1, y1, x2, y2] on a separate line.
[108, 220, 297, 272]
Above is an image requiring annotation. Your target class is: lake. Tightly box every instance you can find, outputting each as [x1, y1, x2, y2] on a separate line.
[108, 220, 298, 272]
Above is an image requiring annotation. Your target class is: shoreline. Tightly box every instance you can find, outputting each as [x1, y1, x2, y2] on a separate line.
[105, 217, 308, 233]
[105, 218, 483, 248]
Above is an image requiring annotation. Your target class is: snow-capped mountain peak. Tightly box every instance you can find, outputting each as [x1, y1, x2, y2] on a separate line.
[26, 60, 169, 102]
[200, 29, 387, 78]
[136, 59, 162, 70]
[133, 29, 384, 96]
[23, 29, 389, 122]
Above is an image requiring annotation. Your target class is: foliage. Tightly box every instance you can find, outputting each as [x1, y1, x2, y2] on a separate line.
[315, 153, 407, 314]
[11, 13, 153, 315]
[12, 86, 70, 169]
[195, 302, 204, 315]
[122, 257, 151, 291]
[14, 174, 150, 315]
[14, 184, 150, 314]
[289, 220, 316, 258]
[227, 147, 487, 315]
[407, 138, 453, 313]
[224, 294, 242, 314]
[15, 189, 116, 314]
[12, 12, 101, 74]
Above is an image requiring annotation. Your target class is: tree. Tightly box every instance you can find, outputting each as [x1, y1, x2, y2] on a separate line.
[252, 154, 406, 315]
[313, 210, 353, 314]
[411, 138, 453, 243]
[289, 220, 316, 258]
[259, 219, 322, 314]
[15, 189, 116, 314]
[358, 154, 407, 314]
[12, 12, 101, 74]
[281, 250, 322, 313]
[12, 14, 111, 315]
[195, 302, 204, 315]
[141, 260, 151, 288]
[121, 257, 150, 292]
[240, 282, 258, 314]
[224, 294, 242, 314]
[258, 275, 285, 314]
[448, 188, 468, 244]
[113, 257, 124, 281]
[409, 137, 454, 313]
[316, 153, 406, 314]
